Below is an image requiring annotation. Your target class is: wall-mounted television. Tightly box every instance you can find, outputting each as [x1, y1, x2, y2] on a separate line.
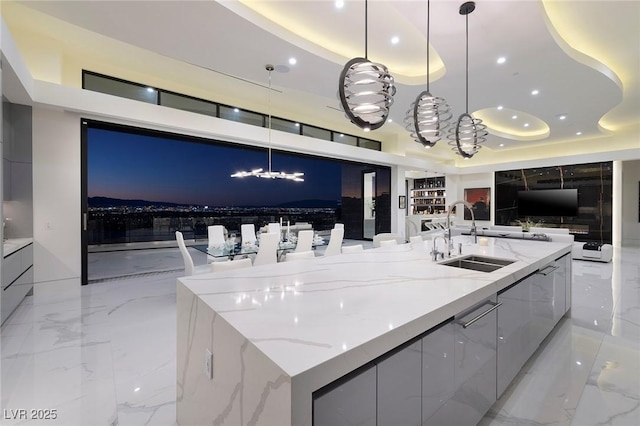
[517, 189, 578, 217]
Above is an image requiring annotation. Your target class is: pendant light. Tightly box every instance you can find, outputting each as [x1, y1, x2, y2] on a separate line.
[404, 0, 452, 148]
[447, 1, 487, 158]
[231, 65, 304, 181]
[338, 0, 396, 131]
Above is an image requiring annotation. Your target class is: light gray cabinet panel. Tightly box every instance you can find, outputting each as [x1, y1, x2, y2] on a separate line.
[1, 267, 33, 323]
[530, 264, 555, 348]
[560, 253, 572, 314]
[497, 277, 533, 397]
[426, 297, 498, 426]
[313, 365, 376, 426]
[422, 322, 455, 424]
[377, 340, 422, 426]
[553, 255, 568, 324]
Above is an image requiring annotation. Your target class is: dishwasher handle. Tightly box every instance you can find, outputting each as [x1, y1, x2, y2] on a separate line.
[455, 301, 502, 329]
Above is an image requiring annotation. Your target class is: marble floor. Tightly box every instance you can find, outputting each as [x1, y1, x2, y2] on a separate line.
[0, 245, 638, 425]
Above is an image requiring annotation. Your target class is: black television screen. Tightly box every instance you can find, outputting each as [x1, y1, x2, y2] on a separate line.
[517, 189, 578, 217]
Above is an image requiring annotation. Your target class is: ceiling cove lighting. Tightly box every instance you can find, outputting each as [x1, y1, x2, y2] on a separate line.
[404, 0, 452, 149]
[231, 65, 304, 182]
[448, 2, 487, 159]
[338, 0, 396, 131]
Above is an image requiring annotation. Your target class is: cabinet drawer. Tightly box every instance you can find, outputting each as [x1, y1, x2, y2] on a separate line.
[2, 250, 23, 288]
[1, 267, 33, 324]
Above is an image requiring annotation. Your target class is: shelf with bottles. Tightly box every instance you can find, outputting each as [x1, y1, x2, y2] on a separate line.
[411, 176, 447, 215]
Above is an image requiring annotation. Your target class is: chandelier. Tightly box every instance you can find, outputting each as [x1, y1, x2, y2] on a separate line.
[231, 65, 304, 182]
[404, 0, 452, 148]
[447, 1, 487, 158]
[338, 0, 396, 131]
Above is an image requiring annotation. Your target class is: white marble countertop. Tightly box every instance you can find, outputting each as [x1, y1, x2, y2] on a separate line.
[3, 238, 33, 258]
[179, 236, 571, 391]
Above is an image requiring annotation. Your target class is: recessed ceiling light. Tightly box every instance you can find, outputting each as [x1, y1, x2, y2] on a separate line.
[576, 131, 582, 136]
[233, 108, 240, 112]
[497, 57, 506, 64]
[295, 123, 300, 127]
[364, 127, 371, 132]
[388, 118, 393, 123]
[531, 89, 539, 95]
[499, 143, 505, 147]
[146, 87, 155, 93]
[391, 36, 400, 45]
[512, 115, 518, 119]
[335, 0, 344, 9]
[497, 105, 503, 110]
[524, 123, 530, 127]
[339, 133, 344, 137]
[558, 115, 567, 120]
[288, 57, 297, 65]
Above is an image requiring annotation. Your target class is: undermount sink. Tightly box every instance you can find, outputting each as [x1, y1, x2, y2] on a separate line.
[439, 255, 516, 273]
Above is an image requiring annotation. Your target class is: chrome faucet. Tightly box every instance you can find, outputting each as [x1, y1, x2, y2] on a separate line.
[431, 235, 446, 261]
[446, 200, 477, 257]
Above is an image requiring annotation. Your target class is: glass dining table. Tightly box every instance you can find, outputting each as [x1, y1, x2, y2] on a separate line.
[192, 237, 325, 261]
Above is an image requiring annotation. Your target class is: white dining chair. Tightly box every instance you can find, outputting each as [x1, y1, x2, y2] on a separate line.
[253, 232, 279, 266]
[334, 223, 344, 230]
[295, 230, 314, 253]
[379, 239, 398, 247]
[176, 231, 211, 276]
[323, 228, 344, 256]
[341, 244, 364, 253]
[409, 235, 423, 244]
[267, 222, 281, 235]
[284, 250, 315, 262]
[207, 225, 226, 248]
[210, 257, 253, 272]
[372, 233, 403, 248]
[241, 223, 257, 245]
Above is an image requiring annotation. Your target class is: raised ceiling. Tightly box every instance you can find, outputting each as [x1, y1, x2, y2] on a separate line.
[3, 0, 639, 167]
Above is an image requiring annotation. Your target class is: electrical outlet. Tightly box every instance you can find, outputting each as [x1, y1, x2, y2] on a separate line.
[205, 348, 213, 380]
[45, 221, 53, 230]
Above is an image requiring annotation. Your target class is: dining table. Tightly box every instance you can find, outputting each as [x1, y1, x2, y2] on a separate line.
[192, 236, 325, 261]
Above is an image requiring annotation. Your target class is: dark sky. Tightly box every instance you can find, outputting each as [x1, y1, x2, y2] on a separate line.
[88, 127, 342, 206]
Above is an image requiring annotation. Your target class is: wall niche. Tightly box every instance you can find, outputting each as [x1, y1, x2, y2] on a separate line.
[495, 162, 612, 244]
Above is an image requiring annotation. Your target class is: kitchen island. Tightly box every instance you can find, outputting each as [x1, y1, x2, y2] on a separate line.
[176, 236, 572, 425]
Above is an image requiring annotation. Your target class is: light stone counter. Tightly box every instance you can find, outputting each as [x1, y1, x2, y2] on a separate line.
[176, 236, 571, 425]
[3, 238, 33, 258]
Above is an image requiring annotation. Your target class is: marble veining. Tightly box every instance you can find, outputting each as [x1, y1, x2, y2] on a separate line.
[1, 243, 638, 425]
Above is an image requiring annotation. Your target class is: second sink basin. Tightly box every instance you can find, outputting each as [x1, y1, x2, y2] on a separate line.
[439, 255, 515, 273]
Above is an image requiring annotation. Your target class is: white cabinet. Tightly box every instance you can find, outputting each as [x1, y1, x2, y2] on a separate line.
[377, 340, 422, 425]
[313, 365, 377, 426]
[1, 242, 33, 324]
[555, 253, 572, 314]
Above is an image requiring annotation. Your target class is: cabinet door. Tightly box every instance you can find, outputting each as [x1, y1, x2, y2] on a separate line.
[530, 264, 556, 348]
[313, 365, 376, 426]
[552, 256, 567, 324]
[426, 297, 498, 425]
[377, 340, 422, 426]
[422, 322, 455, 424]
[497, 278, 532, 397]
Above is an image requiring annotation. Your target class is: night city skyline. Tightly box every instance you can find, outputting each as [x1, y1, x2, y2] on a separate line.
[87, 127, 343, 207]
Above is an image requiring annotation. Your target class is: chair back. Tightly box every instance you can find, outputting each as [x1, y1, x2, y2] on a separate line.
[341, 244, 364, 253]
[409, 235, 423, 244]
[334, 223, 344, 230]
[253, 232, 279, 266]
[284, 251, 315, 262]
[372, 233, 403, 248]
[176, 231, 195, 276]
[267, 222, 282, 240]
[208, 225, 226, 248]
[530, 227, 570, 234]
[324, 228, 344, 256]
[295, 230, 314, 253]
[548, 234, 575, 243]
[210, 257, 253, 273]
[241, 224, 257, 245]
[379, 239, 398, 247]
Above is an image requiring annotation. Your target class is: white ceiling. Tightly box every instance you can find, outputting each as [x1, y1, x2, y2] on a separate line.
[4, 0, 640, 166]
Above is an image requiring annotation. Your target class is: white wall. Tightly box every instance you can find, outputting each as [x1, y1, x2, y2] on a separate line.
[32, 107, 81, 284]
[621, 160, 640, 247]
[448, 172, 494, 227]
